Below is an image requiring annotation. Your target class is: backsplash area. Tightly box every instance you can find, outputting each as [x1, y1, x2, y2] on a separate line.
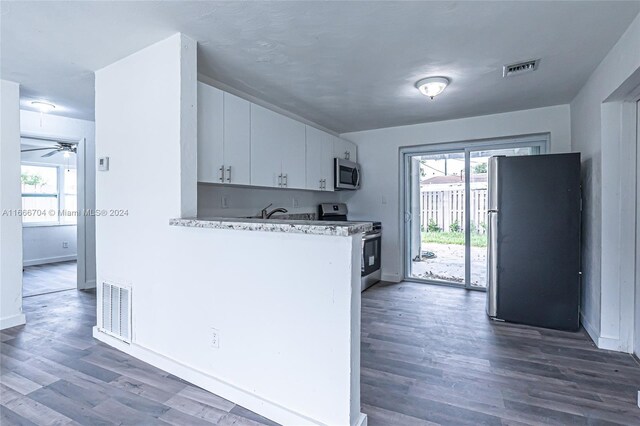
[197, 184, 349, 219]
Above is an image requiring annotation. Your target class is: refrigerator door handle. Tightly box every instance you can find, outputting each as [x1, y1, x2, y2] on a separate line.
[488, 156, 500, 211]
[487, 211, 499, 317]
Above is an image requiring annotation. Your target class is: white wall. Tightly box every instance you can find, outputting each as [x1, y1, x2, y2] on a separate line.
[95, 33, 364, 425]
[198, 183, 343, 218]
[0, 80, 25, 330]
[20, 110, 95, 287]
[341, 104, 571, 282]
[22, 226, 77, 266]
[570, 12, 640, 352]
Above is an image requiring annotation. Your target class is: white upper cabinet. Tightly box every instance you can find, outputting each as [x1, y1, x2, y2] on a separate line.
[198, 81, 338, 191]
[280, 119, 306, 189]
[223, 92, 251, 185]
[250, 104, 287, 188]
[333, 136, 357, 163]
[250, 104, 305, 189]
[306, 126, 334, 191]
[197, 82, 224, 183]
[197, 83, 250, 185]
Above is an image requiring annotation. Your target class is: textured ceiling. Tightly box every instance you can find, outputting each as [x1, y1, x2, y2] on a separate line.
[2, 1, 640, 133]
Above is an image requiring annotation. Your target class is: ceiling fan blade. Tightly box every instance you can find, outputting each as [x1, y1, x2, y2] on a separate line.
[41, 150, 59, 158]
[21, 147, 57, 153]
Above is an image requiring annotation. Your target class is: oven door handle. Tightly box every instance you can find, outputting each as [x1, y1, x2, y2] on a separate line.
[363, 232, 381, 241]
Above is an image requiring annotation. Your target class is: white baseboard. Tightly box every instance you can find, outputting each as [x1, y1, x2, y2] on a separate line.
[580, 313, 631, 353]
[355, 412, 368, 426]
[93, 327, 366, 426]
[23, 255, 77, 267]
[580, 313, 599, 346]
[1, 313, 26, 330]
[381, 272, 402, 283]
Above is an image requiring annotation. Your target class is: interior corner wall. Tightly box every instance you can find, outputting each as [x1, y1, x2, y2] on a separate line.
[20, 110, 95, 281]
[340, 104, 571, 283]
[0, 80, 26, 330]
[570, 12, 640, 352]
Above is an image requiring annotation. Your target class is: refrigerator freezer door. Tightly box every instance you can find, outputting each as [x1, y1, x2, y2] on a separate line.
[486, 211, 499, 317]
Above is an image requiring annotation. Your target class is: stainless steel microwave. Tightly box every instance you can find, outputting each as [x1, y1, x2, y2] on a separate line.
[334, 158, 361, 190]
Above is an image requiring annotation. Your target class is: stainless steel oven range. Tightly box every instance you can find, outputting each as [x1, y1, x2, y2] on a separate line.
[318, 203, 381, 291]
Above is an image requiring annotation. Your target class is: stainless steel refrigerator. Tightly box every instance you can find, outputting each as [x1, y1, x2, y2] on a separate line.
[486, 153, 581, 331]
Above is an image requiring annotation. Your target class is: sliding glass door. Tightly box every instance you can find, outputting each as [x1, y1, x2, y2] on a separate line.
[403, 136, 547, 290]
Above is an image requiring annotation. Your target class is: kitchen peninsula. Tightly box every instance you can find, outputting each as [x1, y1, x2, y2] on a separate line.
[170, 216, 372, 236]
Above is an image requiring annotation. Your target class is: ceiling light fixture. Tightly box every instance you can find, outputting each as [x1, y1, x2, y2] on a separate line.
[415, 77, 450, 99]
[31, 101, 56, 113]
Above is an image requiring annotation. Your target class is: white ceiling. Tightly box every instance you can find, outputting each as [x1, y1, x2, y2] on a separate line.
[2, 1, 640, 133]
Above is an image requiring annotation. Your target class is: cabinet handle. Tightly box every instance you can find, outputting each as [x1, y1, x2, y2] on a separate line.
[278, 174, 282, 187]
[283, 174, 288, 187]
[319, 179, 323, 190]
[226, 166, 231, 183]
[344, 151, 350, 160]
[219, 165, 224, 182]
[322, 179, 326, 190]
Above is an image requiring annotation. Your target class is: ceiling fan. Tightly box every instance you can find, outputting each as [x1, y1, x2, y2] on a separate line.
[21, 142, 77, 158]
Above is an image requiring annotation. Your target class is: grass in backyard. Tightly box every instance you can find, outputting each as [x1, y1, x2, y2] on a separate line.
[422, 231, 487, 247]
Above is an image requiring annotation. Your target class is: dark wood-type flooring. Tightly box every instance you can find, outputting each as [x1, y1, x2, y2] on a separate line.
[22, 261, 77, 297]
[2, 270, 640, 425]
[362, 281, 640, 425]
[0, 287, 276, 425]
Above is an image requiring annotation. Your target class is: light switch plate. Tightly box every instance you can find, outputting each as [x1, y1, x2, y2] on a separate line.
[98, 157, 109, 171]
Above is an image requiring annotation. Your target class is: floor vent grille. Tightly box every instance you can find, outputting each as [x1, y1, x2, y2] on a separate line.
[503, 59, 540, 77]
[101, 281, 131, 343]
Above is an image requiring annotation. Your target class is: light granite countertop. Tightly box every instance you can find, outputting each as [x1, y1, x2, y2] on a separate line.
[169, 217, 372, 237]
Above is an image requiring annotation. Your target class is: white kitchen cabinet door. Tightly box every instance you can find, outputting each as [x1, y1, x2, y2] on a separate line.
[250, 104, 285, 188]
[305, 126, 325, 191]
[321, 135, 335, 191]
[279, 116, 306, 189]
[306, 126, 335, 191]
[333, 136, 357, 163]
[223, 92, 251, 185]
[197, 82, 224, 183]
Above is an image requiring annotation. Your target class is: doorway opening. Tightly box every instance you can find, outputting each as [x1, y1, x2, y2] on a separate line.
[402, 134, 548, 290]
[20, 136, 78, 297]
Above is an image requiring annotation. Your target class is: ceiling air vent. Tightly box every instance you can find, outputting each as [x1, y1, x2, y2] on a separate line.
[503, 59, 540, 77]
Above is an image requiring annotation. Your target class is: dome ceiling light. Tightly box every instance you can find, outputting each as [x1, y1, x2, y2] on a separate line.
[31, 101, 56, 113]
[415, 77, 450, 99]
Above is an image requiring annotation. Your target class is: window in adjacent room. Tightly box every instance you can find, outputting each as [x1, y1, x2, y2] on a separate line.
[21, 164, 59, 224]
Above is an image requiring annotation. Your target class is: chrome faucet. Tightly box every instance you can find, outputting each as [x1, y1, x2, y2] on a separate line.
[260, 203, 288, 219]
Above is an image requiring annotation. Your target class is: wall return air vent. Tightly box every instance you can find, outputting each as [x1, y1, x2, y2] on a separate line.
[503, 59, 540, 77]
[100, 281, 132, 343]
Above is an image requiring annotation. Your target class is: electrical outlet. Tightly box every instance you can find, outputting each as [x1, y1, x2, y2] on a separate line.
[211, 328, 220, 349]
[221, 196, 228, 209]
[62, 241, 69, 249]
[292, 198, 299, 208]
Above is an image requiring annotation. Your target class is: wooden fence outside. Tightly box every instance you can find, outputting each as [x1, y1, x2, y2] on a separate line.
[421, 188, 488, 234]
